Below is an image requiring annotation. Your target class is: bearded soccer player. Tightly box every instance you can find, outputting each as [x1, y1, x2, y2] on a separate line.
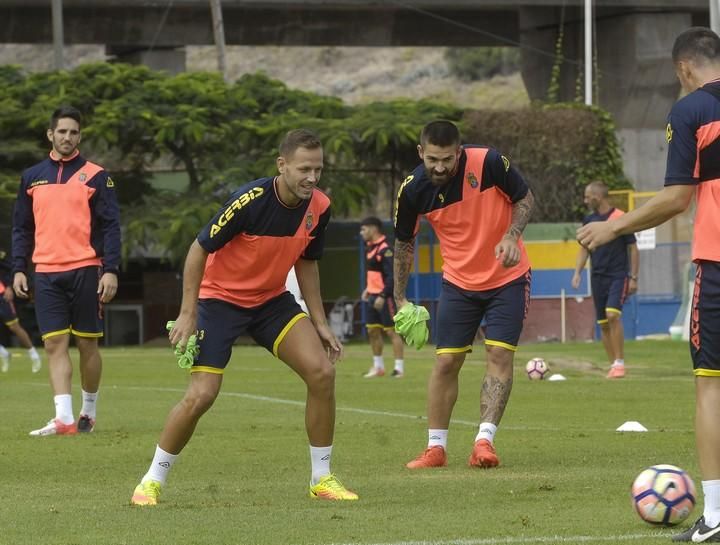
[12, 106, 120, 436]
[130, 129, 357, 506]
[578, 28, 720, 542]
[394, 120, 534, 469]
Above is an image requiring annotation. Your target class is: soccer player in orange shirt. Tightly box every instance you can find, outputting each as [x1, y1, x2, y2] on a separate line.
[578, 28, 720, 542]
[394, 120, 534, 469]
[131, 129, 357, 505]
[12, 106, 120, 436]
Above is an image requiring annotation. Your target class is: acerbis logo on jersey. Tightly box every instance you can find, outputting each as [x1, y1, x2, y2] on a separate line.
[209, 187, 265, 238]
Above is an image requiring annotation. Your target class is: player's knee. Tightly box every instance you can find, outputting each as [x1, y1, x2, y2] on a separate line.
[43, 335, 68, 355]
[435, 353, 464, 374]
[305, 362, 335, 392]
[183, 387, 218, 415]
[485, 345, 514, 367]
[606, 312, 621, 324]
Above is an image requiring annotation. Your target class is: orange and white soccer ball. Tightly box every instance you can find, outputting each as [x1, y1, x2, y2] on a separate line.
[525, 357, 548, 380]
[631, 464, 696, 526]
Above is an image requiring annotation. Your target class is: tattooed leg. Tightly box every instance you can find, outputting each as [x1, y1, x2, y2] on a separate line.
[480, 346, 515, 425]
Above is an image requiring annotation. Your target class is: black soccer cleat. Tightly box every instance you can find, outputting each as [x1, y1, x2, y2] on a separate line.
[77, 415, 95, 433]
[672, 516, 720, 542]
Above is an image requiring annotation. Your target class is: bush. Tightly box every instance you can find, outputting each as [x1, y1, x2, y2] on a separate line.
[462, 103, 630, 222]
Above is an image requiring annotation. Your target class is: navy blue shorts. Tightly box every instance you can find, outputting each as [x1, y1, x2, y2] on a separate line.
[193, 292, 306, 374]
[0, 297, 18, 326]
[34, 266, 103, 341]
[435, 271, 531, 354]
[690, 261, 720, 377]
[365, 294, 397, 329]
[591, 274, 628, 323]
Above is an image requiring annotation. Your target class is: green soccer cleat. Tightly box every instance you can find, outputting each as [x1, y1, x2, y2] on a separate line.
[131, 480, 162, 506]
[309, 474, 358, 501]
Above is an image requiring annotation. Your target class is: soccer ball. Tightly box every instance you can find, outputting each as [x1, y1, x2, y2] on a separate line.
[631, 464, 696, 526]
[525, 357, 548, 380]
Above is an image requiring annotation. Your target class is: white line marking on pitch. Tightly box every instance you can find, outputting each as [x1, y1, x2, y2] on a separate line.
[325, 532, 664, 545]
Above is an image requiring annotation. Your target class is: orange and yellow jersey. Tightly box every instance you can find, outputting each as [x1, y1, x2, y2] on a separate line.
[394, 146, 530, 291]
[12, 150, 120, 274]
[365, 235, 393, 296]
[197, 176, 331, 308]
[665, 79, 720, 262]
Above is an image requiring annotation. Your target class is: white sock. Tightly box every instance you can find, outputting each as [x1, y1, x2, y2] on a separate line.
[703, 480, 720, 527]
[143, 445, 179, 485]
[0, 345, 8, 358]
[81, 389, 98, 419]
[28, 347, 40, 361]
[54, 394, 74, 425]
[310, 445, 333, 485]
[372, 355, 385, 370]
[428, 429, 448, 449]
[394, 359, 404, 373]
[612, 359, 625, 367]
[475, 422, 497, 444]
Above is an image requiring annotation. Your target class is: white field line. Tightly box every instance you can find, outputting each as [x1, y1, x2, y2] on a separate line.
[20, 382, 690, 433]
[325, 533, 665, 545]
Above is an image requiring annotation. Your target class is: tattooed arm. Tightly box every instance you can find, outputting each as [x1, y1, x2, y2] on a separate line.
[393, 238, 415, 308]
[495, 189, 535, 267]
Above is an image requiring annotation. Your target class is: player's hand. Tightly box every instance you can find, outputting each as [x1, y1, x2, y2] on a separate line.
[13, 272, 29, 299]
[315, 322, 344, 363]
[3, 288, 13, 302]
[571, 272, 581, 289]
[577, 222, 615, 251]
[97, 272, 118, 303]
[494, 235, 521, 267]
[361, 289, 369, 302]
[628, 278, 638, 295]
[373, 296, 385, 311]
[168, 312, 197, 354]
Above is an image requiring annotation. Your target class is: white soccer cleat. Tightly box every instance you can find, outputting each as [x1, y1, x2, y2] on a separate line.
[0, 353, 9, 373]
[29, 418, 78, 437]
[31, 357, 41, 374]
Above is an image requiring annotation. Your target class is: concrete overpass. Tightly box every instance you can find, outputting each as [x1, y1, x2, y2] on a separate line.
[0, 0, 712, 187]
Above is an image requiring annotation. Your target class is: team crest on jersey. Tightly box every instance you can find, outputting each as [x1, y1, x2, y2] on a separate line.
[666, 123, 673, 143]
[106, 177, 115, 188]
[79, 173, 87, 182]
[305, 211, 314, 230]
[466, 172, 479, 188]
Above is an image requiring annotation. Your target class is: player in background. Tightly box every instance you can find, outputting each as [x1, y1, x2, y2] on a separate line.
[577, 28, 720, 542]
[394, 120, 534, 470]
[12, 106, 120, 436]
[572, 181, 638, 378]
[0, 278, 41, 373]
[359, 217, 405, 378]
[130, 129, 357, 506]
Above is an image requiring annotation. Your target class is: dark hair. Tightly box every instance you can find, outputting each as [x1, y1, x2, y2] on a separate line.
[672, 27, 720, 64]
[420, 120, 461, 147]
[360, 216, 383, 231]
[50, 106, 82, 130]
[279, 129, 322, 158]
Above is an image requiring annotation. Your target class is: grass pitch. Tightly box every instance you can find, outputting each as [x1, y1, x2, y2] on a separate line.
[0, 339, 697, 545]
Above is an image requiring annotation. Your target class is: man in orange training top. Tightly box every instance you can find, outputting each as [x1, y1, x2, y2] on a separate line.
[12, 106, 120, 436]
[394, 120, 534, 470]
[130, 129, 357, 506]
[577, 28, 720, 542]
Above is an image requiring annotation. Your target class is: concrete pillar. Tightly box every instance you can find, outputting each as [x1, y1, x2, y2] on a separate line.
[106, 46, 186, 74]
[519, 8, 692, 190]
